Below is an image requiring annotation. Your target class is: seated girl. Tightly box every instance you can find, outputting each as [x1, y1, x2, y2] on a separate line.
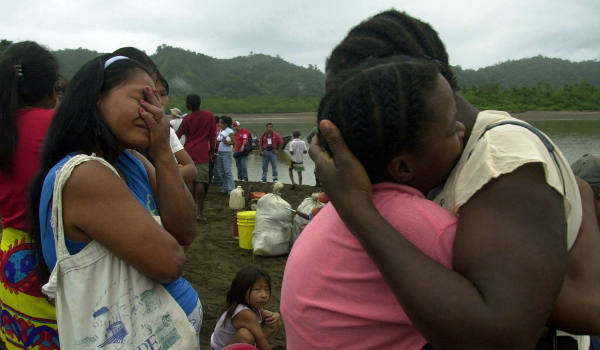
[281, 55, 465, 349]
[211, 265, 281, 350]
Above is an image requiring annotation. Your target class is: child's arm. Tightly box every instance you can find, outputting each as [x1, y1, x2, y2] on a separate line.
[260, 309, 281, 327]
[231, 309, 271, 350]
[260, 309, 281, 341]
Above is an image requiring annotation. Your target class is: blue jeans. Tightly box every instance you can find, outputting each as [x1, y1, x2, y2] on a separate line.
[218, 151, 234, 194]
[262, 150, 278, 182]
[235, 155, 248, 181]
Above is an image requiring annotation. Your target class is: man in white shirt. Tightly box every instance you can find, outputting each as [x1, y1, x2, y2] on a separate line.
[287, 131, 308, 189]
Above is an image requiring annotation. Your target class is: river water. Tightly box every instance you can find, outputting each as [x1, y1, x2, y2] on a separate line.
[224, 116, 600, 186]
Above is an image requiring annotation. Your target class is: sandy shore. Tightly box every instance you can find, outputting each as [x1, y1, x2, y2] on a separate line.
[188, 181, 318, 349]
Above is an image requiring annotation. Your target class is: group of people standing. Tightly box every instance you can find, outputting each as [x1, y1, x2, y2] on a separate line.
[174, 104, 308, 206]
[1, 7, 599, 350]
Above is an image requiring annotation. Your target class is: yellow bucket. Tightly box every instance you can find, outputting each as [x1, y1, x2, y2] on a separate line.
[237, 211, 256, 250]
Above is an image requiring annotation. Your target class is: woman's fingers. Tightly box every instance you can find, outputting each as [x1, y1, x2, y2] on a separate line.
[317, 120, 347, 158]
[139, 106, 157, 128]
[142, 86, 161, 108]
[310, 119, 373, 207]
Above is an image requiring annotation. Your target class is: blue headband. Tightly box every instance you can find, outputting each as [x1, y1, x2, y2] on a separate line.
[104, 56, 130, 69]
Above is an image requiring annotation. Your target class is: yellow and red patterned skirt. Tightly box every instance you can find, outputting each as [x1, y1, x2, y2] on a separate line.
[0, 227, 58, 350]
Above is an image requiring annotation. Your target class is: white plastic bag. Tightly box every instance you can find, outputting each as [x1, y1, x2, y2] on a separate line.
[252, 193, 293, 256]
[291, 193, 324, 245]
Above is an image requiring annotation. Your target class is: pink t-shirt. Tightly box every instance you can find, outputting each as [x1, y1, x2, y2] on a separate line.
[281, 182, 458, 349]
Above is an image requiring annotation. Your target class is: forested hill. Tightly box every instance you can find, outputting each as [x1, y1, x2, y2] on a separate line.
[2, 39, 599, 112]
[50, 46, 600, 96]
[52, 45, 326, 99]
[455, 56, 600, 89]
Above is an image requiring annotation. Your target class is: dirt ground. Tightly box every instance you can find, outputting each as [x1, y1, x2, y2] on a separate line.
[184, 180, 319, 349]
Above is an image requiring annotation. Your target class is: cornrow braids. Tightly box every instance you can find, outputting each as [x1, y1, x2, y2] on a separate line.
[326, 10, 457, 91]
[318, 55, 440, 183]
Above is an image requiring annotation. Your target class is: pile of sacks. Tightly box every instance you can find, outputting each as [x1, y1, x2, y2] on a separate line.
[249, 182, 328, 256]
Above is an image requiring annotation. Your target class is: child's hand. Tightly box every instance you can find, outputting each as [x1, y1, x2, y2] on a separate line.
[262, 310, 280, 327]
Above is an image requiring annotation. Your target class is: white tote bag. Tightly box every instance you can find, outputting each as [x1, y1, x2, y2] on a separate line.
[41, 154, 197, 350]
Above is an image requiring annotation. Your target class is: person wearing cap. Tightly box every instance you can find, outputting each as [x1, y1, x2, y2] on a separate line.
[233, 120, 250, 182]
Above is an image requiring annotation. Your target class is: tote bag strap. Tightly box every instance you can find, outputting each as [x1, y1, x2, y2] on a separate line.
[43, 154, 119, 299]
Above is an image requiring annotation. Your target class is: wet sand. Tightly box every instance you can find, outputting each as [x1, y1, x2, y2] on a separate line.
[186, 181, 318, 349]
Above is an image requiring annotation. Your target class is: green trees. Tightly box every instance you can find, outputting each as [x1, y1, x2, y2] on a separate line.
[2, 38, 598, 113]
[461, 82, 600, 111]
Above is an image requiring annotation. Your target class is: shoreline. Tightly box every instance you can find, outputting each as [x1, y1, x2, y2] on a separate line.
[512, 110, 600, 121]
[226, 110, 600, 123]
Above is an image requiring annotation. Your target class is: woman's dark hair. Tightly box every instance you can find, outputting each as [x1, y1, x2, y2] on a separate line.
[0, 41, 58, 174]
[325, 10, 457, 91]
[222, 265, 271, 326]
[113, 47, 159, 80]
[220, 115, 232, 128]
[318, 55, 440, 183]
[186, 94, 201, 111]
[27, 54, 151, 277]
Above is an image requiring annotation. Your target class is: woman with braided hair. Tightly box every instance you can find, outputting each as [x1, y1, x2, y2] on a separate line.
[282, 55, 465, 349]
[291, 10, 600, 349]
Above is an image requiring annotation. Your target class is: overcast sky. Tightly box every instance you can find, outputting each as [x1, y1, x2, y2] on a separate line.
[2, 0, 599, 71]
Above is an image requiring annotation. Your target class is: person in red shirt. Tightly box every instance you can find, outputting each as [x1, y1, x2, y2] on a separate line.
[0, 41, 60, 350]
[258, 123, 283, 183]
[176, 94, 216, 222]
[233, 121, 250, 181]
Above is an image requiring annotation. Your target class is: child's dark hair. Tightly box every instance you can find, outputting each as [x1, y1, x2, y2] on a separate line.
[293, 131, 301, 138]
[222, 265, 271, 325]
[325, 10, 457, 91]
[266, 122, 273, 127]
[186, 94, 201, 111]
[318, 55, 440, 183]
[0, 41, 58, 174]
[27, 54, 151, 278]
